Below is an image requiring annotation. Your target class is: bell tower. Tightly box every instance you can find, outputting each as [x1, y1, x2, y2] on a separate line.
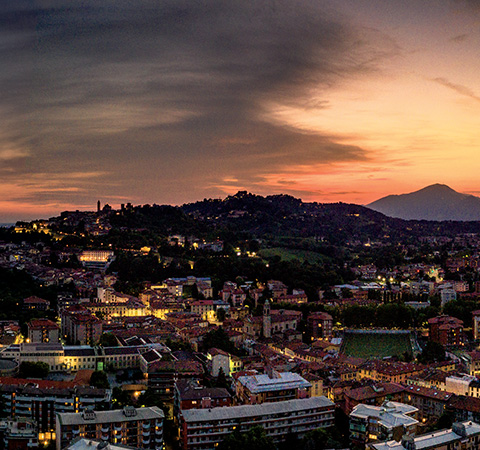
[263, 299, 271, 338]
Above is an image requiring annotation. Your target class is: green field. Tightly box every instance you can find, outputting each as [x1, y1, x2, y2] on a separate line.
[258, 247, 326, 264]
[341, 330, 414, 359]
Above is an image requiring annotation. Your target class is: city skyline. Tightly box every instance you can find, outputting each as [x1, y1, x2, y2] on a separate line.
[1, 1, 480, 222]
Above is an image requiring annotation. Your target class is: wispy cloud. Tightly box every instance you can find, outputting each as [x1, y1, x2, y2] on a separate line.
[433, 77, 480, 103]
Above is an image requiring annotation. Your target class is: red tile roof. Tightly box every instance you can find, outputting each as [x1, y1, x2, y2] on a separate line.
[28, 319, 59, 330]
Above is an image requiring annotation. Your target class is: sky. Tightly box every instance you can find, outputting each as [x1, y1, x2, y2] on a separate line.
[1, 0, 480, 222]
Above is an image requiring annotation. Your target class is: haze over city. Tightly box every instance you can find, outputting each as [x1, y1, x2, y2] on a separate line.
[2, 0, 480, 222]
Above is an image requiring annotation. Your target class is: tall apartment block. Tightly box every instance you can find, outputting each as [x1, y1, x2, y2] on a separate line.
[179, 396, 335, 450]
[56, 406, 164, 450]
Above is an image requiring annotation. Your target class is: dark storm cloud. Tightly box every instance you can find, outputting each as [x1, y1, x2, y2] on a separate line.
[0, 0, 399, 207]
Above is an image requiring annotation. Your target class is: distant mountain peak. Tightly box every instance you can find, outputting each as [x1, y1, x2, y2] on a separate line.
[418, 183, 456, 192]
[367, 184, 480, 221]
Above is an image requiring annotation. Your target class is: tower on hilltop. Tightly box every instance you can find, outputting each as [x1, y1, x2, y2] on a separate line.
[97, 200, 101, 213]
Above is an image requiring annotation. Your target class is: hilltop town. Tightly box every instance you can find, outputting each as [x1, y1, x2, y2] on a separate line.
[2, 193, 480, 450]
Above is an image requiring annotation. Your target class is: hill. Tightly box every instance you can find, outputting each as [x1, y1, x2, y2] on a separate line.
[367, 184, 480, 221]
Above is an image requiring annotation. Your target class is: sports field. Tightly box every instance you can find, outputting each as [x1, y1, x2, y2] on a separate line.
[340, 330, 414, 359]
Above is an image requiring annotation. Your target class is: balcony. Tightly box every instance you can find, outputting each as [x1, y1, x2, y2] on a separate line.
[142, 422, 151, 429]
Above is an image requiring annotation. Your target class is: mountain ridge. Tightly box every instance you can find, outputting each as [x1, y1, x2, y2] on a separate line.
[367, 184, 480, 221]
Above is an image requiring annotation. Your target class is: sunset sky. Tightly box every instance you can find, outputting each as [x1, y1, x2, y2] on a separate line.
[1, 0, 480, 222]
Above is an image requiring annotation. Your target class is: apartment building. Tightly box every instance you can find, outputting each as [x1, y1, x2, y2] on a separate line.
[27, 318, 60, 344]
[235, 370, 311, 404]
[428, 316, 464, 347]
[179, 396, 335, 450]
[0, 380, 109, 446]
[466, 351, 480, 376]
[370, 421, 480, 450]
[0, 418, 38, 450]
[61, 306, 102, 345]
[56, 406, 164, 450]
[403, 385, 452, 422]
[174, 379, 232, 422]
[206, 348, 242, 377]
[307, 311, 333, 339]
[191, 300, 215, 321]
[345, 383, 405, 414]
[350, 402, 418, 447]
[473, 310, 480, 341]
[23, 296, 50, 311]
[147, 360, 204, 399]
[358, 361, 424, 384]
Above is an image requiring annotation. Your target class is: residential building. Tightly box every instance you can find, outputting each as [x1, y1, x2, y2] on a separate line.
[428, 316, 464, 347]
[445, 375, 475, 396]
[358, 361, 424, 384]
[55, 406, 164, 450]
[403, 385, 453, 422]
[448, 395, 480, 424]
[307, 311, 333, 340]
[191, 300, 215, 321]
[179, 396, 335, 450]
[302, 373, 324, 397]
[27, 319, 60, 344]
[174, 379, 232, 422]
[147, 360, 204, 399]
[440, 289, 457, 306]
[235, 369, 311, 404]
[61, 306, 103, 345]
[465, 351, 480, 376]
[206, 348, 229, 377]
[64, 439, 139, 450]
[275, 293, 308, 305]
[139, 348, 163, 374]
[345, 383, 406, 414]
[23, 296, 50, 311]
[0, 379, 109, 445]
[0, 418, 38, 450]
[473, 311, 480, 341]
[350, 401, 418, 447]
[267, 280, 288, 298]
[370, 421, 480, 450]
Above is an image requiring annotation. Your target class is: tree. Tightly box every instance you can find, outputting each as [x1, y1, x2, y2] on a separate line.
[202, 327, 236, 354]
[112, 386, 133, 408]
[214, 367, 229, 389]
[89, 370, 110, 389]
[137, 389, 170, 419]
[427, 411, 454, 432]
[218, 426, 275, 450]
[418, 341, 446, 364]
[216, 308, 227, 322]
[302, 427, 344, 450]
[99, 332, 119, 347]
[19, 361, 49, 378]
